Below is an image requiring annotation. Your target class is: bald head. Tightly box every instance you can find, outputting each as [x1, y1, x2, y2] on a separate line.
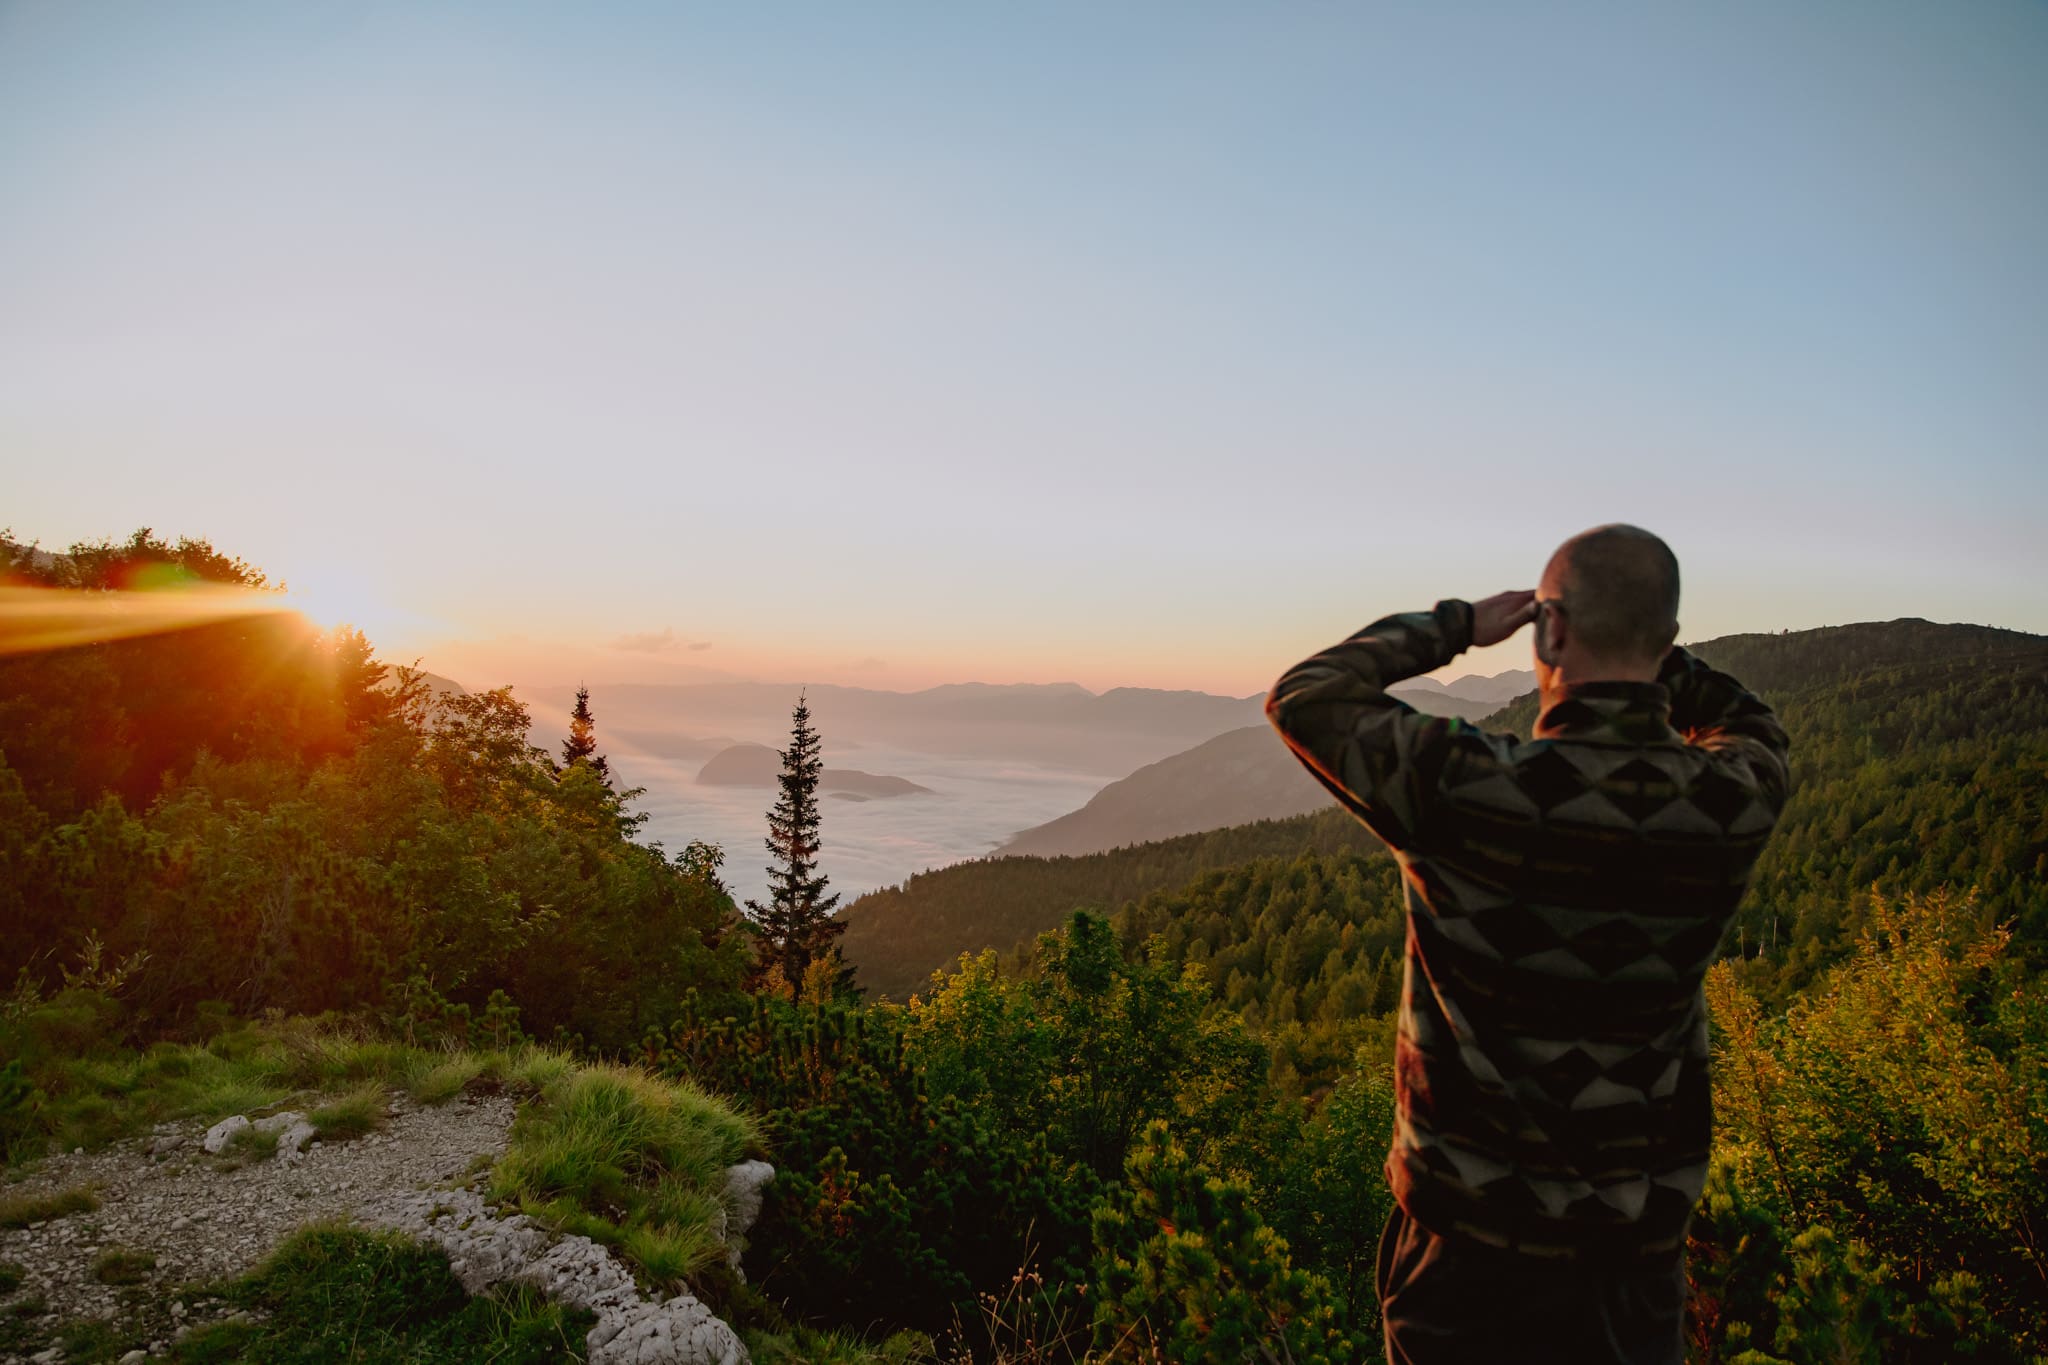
[1540, 524, 1680, 665]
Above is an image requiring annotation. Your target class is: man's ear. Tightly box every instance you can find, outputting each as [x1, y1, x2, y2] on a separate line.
[1535, 604, 1562, 667]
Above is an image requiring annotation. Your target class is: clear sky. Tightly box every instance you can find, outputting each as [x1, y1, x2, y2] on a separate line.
[4, 1, 2043, 696]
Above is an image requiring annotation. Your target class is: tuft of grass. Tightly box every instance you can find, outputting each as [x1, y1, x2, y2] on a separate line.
[307, 1086, 387, 1143]
[171, 1223, 591, 1363]
[490, 1065, 757, 1287]
[747, 1326, 937, 1364]
[404, 1056, 484, 1106]
[4, 1011, 572, 1166]
[618, 1215, 724, 1284]
[214, 1125, 280, 1170]
[91, 1246, 156, 1286]
[498, 1047, 575, 1094]
[58, 1317, 146, 1363]
[0, 1261, 22, 1293]
[0, 1184, 99, 1229]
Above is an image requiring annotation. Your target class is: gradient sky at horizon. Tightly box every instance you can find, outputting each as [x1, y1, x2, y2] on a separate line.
[4, 1, 2043, 697]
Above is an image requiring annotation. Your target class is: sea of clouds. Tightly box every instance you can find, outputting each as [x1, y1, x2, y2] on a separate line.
[622, 744, 1105, 909]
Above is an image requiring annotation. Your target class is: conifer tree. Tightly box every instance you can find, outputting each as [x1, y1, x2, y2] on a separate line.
[745, 692, 846, 994]
[560, 684, 610, 781]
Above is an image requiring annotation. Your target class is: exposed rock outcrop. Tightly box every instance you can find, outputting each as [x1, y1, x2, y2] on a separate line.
[360, 1182, 766, 1365]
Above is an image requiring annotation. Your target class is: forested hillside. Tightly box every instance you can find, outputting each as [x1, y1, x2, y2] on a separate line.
[1486, 619, 2048, 997]
[0, 530, 747, 1050]
[839, 808, 1379, 998]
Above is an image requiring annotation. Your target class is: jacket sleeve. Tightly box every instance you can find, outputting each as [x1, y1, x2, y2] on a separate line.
[1265, 599, 1474, 851]
[1658, 647, 1791, 813]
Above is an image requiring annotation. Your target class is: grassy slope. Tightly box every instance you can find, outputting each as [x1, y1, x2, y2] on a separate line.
[1, 1008, 792, 1363]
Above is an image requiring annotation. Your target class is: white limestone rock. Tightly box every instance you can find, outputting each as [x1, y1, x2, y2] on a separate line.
[359, 1187, 748, 1365]
[201, 1115, 249, 1153]
[274, 1120, 318, 1162]
[720, 1160, 775, 1279]
[250, 1110, 307, 1135]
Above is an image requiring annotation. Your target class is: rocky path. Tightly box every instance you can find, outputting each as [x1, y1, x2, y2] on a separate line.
[0, 1090, 516, 1362]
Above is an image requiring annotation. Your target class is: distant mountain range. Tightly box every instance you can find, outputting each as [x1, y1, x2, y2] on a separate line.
[520, 680, 1267, 777]
[696, 742, 932, 798]
[1393, 669, 1536, 706]
[994, 674, 1525, 858]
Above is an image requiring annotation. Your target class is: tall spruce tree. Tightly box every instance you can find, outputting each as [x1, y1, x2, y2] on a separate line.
[745, 692, 846, 995]
[561, 684, 610, 781]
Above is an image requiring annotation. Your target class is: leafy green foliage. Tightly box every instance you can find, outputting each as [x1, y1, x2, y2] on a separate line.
[1263, 1054, 1396, 1320]
[654, 994, 1102, 1332]
[1695, 890, 2046, 1361]
[908, 911, 1269, 1184]
[1090, 1120, 1352, 1364]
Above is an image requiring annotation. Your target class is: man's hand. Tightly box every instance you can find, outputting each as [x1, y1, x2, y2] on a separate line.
[1471, 590, 1537, 648]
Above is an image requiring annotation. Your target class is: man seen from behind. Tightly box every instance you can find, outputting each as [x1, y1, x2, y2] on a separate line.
[1267, 524, 1790, 1365]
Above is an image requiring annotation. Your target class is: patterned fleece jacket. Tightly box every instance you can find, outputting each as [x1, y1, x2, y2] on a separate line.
[1267, 600, 1789, 1263]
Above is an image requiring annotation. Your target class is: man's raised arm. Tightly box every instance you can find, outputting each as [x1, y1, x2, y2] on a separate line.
[1265, 598, 1479, 851]
[1657, 646, 1792, 810]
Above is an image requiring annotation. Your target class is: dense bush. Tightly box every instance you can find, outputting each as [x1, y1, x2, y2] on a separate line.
[907, 911, 1270, 1183]
[1091, 1120, 1352, 1364]
[653, 994, 1102, 1332]
[1694, 890, 2046, 1362]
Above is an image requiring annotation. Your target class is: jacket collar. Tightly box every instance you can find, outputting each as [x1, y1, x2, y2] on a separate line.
[1534, 681, 1676, 744]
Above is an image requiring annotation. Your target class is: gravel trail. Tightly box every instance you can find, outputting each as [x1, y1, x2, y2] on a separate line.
[0, 1091, 515, 1363]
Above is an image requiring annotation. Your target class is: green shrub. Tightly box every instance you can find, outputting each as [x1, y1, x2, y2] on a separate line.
[1265, 1050, 1396, 1320]
[1091, 1121, 1351, 1364]
[657, 994, 1101, 1332]
[1703, 891, 2048, 1358]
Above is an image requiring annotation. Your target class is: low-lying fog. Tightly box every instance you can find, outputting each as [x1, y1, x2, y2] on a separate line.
[621, 744, 1105, 910]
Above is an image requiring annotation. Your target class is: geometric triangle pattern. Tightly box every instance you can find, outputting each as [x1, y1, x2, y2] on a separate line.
[1266, 602, 1791, 1265]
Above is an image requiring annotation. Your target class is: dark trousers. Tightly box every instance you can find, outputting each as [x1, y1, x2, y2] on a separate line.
[1377, 1205, 1686, 1365]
